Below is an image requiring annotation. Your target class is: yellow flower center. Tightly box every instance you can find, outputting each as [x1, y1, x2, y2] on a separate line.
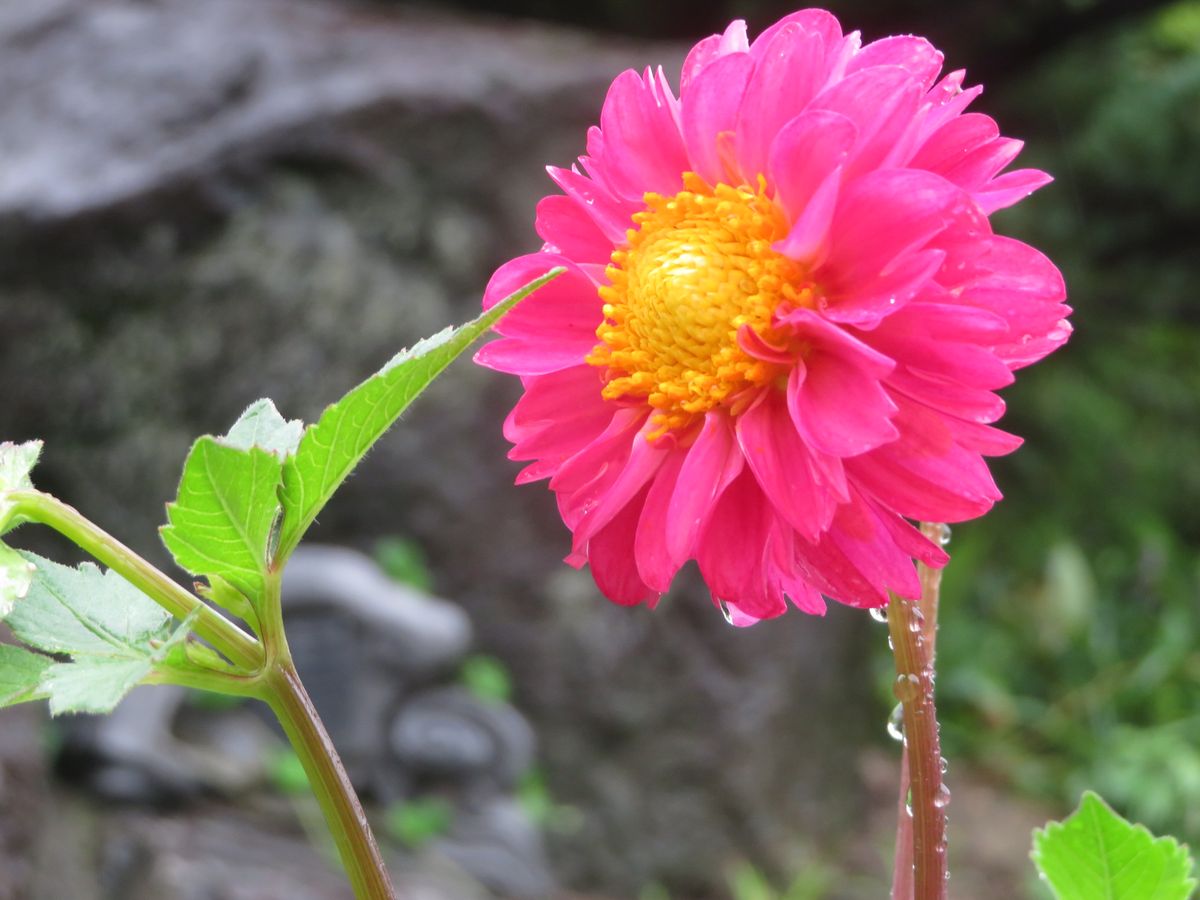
[587, 173, 814, 439]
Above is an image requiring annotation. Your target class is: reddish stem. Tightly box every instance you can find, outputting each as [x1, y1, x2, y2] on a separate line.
[887, 522, 949, 900]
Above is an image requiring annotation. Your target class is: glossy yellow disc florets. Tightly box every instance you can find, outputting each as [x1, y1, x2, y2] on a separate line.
[587, 173, 813, 439]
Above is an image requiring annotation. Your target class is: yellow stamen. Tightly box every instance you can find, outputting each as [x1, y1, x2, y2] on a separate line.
[587, 173, 815, 439]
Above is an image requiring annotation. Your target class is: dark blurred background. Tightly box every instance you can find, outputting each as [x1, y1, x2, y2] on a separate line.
[0, 0, 1197, 898]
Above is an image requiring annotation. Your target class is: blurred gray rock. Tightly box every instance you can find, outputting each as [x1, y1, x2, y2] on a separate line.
[391, 687, 535, 793]
[0, 0, 875, 895]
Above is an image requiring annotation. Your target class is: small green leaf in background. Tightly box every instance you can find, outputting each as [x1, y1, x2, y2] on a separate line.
[223, 399, 304, 459]
[161, 438, 283, 604]
[1, 552, 194, 715]
[385, 797, 453, 849]
[274, 268, 564, 562]
[460, 654, 511, 704]
[0, 439, 41, 534]
[374, 537, 432, 592]
[267, 747, 312, 795]
[1033, 791, 1198, 900]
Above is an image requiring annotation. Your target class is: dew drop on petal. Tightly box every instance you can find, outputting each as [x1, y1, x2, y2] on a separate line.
[869, 607, 888, 624]
[718, 598, 734, 625]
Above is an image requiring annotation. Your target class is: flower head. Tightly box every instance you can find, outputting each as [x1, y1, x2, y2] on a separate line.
[476, 10, 1070, 623]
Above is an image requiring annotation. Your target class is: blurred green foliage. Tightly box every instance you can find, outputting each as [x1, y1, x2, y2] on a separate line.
[459, 653, 514, 704]
[267, 747, 312, 795]
[373, 536, 434, 592]
[385, 797, 454, 848]
[934, 0, 1200, 851]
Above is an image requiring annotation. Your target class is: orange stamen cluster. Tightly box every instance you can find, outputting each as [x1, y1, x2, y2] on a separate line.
[587, 173, 813, 439]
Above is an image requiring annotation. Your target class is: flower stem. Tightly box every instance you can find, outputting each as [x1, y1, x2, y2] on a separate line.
[8, 490, 262, 670]
[887, 521, 949, 900]
[263, 661, 396, 900]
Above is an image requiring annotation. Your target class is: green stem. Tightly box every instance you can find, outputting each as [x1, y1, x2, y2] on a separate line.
[9, 490, 262, 671]
[264, 661, 396, 900]
[887, 522, 950, 900]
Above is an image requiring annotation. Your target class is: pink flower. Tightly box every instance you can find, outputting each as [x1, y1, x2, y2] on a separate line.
[476, 10, 1070, 623]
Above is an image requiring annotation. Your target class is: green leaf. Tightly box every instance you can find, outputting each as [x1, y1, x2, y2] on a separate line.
[0, 542, 36, 618]
[41, 657, 157, 716]
[0, 439, 42, 534]
[2, 553, 195, 715]
[274, 268, 563, 562]
[160, 438, 283, 603]
[0, 643, 51, 708]
[223, 399, 304, 458]
[1033, 791, 1198, 900]
[6, 553, 171, 655]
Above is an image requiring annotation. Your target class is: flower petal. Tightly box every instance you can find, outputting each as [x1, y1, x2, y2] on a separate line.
[735, 24, 828, 178]
[680, 51, 755, 184]
[737, 390, 845, 539]
[665, 412, 743, 563]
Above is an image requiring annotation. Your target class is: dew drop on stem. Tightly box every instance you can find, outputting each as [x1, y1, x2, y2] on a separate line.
[887, 702, 905, 742]
[869, 607, 888, 624]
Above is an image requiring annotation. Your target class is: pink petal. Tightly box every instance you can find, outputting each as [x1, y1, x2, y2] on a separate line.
[772, 165, 842, 265]
[570, 420, 670, 554]
[634, 450, 688, 591]
[847, 401, 1002, 522]
[483, 255, 603, 353]
[735, 25, 827, 178]
[768, 109, 857, 220]
[550, 408, 644, 499]
[587, 491, 659, 606]
[694, 470, 777, 617]
[680, 51, 754, 185]
[474, 337, 590, 375]
[883, 366, 1006, 424]
[910, 112, 999, 174]
[596, 68, 689, 200]
[820, 248, 945, 326]
[809, 65, 920, 173]
[819, 169, 964, 291]
[546, 166, 636, 245]
[535, 195, 613, 264]
[941, 137, 1024, 192]
[665, 412, 743, 563]
[974, 168, 1053, 215]
[849, 35, 944, 89]
[737, 390, 845, 539]
[751, 8, 843, 57]
[787, 350, 899, 458]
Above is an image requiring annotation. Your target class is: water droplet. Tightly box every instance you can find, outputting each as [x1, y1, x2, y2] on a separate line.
[886, 702, 905, 742]
[893, 673, 920, 703]
[869, 607, 888, 624]
[904, 787, 913, 817]
[718, 599, 734, 625]
[887, 634, 894, 651]
[939, 756, 949, 775]
[939, 525, 952, 546]
[933, 783, 952, 809]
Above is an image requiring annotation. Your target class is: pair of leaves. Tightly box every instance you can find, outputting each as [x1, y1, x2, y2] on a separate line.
[1033, 791, 1197, 899]
[160, 270, 561, 625]
[1, 271, 558, 715]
